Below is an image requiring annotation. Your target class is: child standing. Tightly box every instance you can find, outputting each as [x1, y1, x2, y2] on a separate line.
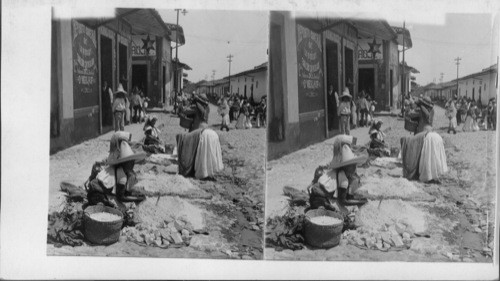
[112, 84, 127, 131]
[338, 88, 352, 135]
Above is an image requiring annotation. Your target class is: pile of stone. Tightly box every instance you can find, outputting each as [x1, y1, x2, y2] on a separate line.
[121, 219, 193, 248]
[342, 221, 415, 251]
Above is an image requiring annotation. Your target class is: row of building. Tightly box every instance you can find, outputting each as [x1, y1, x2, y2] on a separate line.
[267, 11, 413, 160]
[188, 62, 268, 104]
[50, 8, 189, 153]
[418, 64, 498, 106]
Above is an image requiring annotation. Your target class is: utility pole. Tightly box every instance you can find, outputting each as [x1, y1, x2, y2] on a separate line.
[455, 57, 461, 97]
[227, 54, 233, 96]
[174, 9, 187, 94]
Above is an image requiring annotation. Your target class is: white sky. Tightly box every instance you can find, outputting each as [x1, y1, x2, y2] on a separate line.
[390, 13, 499, 86]
[158, 9, 269, 83]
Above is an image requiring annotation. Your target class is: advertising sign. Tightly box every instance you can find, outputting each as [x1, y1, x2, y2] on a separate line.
[72, 21, 99, 108]
[296, 24, 324, 113]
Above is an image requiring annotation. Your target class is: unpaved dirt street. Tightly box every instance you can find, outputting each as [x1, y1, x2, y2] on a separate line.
[48, 104, 265, 259]
[265, 106, 496, 262]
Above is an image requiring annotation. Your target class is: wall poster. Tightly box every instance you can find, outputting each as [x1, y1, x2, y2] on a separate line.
[72, 20, 99, 109]
[296, 23, 324, 113]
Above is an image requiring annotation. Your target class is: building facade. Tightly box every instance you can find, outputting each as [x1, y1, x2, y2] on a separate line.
[50, 8, 181, 153]
[228, 62, 268, 103]
[268, 11, 410, 160]
[457, 64, 498, 106]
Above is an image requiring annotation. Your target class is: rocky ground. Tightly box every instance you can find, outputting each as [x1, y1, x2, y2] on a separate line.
[265, 106, 496, 262]
[48, 104, 265, 259]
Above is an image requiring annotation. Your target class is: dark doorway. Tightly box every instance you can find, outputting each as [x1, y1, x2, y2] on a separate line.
[472, 87, 475, 101]
[132, 64, 148, 97]
[326, 39, 339, 132]
[358, 68, 375, 100]
[100, 35, 113, 129]
[390, 69, 394, 107]
[162, 65, 166, 104]
[344, 47, 354, 96]
[119, 43, 128, 91]
[244, 84, 247, 98]
[51, 21, 60, 138]
[269, 22, 285, 142]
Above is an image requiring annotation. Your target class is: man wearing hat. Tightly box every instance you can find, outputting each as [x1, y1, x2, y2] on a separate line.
[338, 88, 353, 135]
[407, 96, 435, 134]
[87, 131, 147, 209]
[308, 135, 368, 216]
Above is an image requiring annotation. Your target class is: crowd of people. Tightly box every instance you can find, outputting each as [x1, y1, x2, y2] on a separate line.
[445, 96, 497, 133]
[107, 82, 151, 132]
[329, 87, 378, 136]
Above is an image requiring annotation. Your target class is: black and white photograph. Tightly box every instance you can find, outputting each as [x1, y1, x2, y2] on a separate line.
[265, 11, 499, 262]
[1, 0, 499, 279]
[47, 7, 268, 259]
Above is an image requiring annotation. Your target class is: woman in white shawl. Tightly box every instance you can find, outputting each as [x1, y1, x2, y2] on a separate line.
[445, 99, 457, 134]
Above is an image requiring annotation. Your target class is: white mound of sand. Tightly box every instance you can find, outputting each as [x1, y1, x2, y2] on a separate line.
[371, 157, 401, 168]
[136, 173, 197, 195]
[355, 199, 427, 233]
[135, 197, 206, 230]
[356, 176, 420, 199]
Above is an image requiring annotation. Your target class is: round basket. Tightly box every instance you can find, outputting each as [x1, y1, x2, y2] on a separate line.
[179, 114, 193, 129]
[404, 117, 418, 133]
[83, 205, 124, 245]
[303, 209, 344, 249]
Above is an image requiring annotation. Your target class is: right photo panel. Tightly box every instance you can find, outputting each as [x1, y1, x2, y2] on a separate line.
[265, 11, 498, 262]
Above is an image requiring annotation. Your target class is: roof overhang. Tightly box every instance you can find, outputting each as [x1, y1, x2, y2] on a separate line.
[173, 59, 192, 71]
[351, 19, 397, 41]
[164, 23, 185, 45]
[391, 26, 412, 49]
[295, 16, 397, 42]
[78, 8, 172, 38]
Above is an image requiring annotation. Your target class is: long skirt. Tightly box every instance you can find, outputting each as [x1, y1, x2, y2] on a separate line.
[448, 117, 457, 130]
[235, 114, 246, 129]
[419, 132, 448, 182]
[194, 129, 224, 179]
[221, 114, 230, 127]
[462, 116, 476, 132]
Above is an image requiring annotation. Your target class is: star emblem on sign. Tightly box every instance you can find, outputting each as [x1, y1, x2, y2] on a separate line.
[368, 38, 381, 58]
[141, 35, 155, 55]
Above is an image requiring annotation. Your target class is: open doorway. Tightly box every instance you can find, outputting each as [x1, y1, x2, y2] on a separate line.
[390, 69, 394, 107]
[119, 43, 128, 91]
[344, 47, 354, 96]
[326, 39, 339, 132]
[269, 22, 285, 142]
[100, 35, 113, 130]
[162, 64, 166, 104]
[358, 67, 375, 100]
[132, 63, 148, 98]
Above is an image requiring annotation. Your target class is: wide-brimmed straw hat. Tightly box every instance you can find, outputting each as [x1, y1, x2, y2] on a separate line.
[418, 96, 433, 108]
[330, 135, 367, 170]
[107, 141, 147, 166]
[115, 83, 127, 95]
[340, 88, 352, 99]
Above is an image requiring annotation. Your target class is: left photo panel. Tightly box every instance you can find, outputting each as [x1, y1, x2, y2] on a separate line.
[48, 8, 268, 259]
